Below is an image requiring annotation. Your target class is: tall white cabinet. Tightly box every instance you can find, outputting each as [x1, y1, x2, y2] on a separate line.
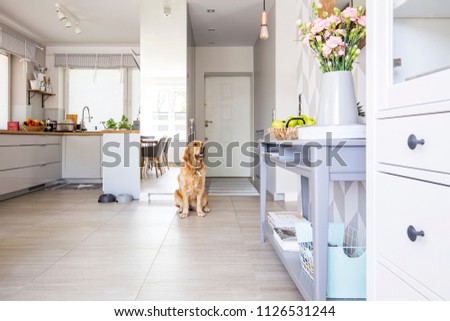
[367, 0, 450, 300]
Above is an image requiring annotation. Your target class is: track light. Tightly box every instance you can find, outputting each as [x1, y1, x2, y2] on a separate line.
[259, 0, 269, 40]
[74, 24, 82, 34]
[164, 7, 171, 17]
[55, 3, 81, 35]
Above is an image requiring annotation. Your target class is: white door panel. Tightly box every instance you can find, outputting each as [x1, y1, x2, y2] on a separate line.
[204, 76, 252, 177]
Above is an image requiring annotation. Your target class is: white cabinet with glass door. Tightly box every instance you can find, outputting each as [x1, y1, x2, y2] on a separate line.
[367, 0, 450, 300]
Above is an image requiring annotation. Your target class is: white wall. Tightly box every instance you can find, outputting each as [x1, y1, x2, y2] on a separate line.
[253, 0, 299, 201]
[194, 46, 254, 141]
[140, 0, 187, 136]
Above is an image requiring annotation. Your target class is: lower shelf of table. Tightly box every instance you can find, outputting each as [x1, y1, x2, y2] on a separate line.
[264, 222, 314, 301]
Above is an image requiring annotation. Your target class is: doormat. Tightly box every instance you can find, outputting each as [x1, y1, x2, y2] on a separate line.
[48, 183, 102, 190]
[205, 178, 259, 196]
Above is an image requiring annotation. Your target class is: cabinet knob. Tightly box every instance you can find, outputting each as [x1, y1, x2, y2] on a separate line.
[407, 225, 425, 242]
[407, 134, 425, 150]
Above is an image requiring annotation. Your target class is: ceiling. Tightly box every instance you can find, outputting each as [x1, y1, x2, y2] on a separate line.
[0, 0, 269, 47]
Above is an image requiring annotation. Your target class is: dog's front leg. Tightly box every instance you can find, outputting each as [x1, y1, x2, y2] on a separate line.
[196, 194, 206, 217]
[180, 192, 190, 218]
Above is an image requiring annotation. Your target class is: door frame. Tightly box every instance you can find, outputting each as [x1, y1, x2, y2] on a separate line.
[201, 72, 255, 178]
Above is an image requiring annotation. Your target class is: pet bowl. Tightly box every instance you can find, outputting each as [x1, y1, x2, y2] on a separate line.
[116, 194, 133, 203]
[98, 193, 116, 203]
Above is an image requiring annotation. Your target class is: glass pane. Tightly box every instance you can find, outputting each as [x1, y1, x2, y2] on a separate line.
[393, 0, 450, 84]
[67, 69, 124, 131]
[0, 54, 9, 130]
[150, 85, 187, 141]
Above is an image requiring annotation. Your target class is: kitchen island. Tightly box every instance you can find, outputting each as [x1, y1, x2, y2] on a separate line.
[0, 130, 140, 201]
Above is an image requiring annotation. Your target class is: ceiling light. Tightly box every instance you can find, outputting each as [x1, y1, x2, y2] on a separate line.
[74, 24, 82, 34]
[259, 0, 269, 40]
[207, 9, 215, 13]
[56, 9, 66, 21]
[55, 3, 81, 35]
[164, 7, 171, 17]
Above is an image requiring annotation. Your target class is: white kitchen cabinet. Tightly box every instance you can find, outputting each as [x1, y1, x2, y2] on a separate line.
[0, 134, 62, 199]
[367, 0, 450, 300]
[62, 135, 102, 180]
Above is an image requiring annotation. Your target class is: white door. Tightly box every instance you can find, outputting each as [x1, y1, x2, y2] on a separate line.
[204, 76, 252, 177]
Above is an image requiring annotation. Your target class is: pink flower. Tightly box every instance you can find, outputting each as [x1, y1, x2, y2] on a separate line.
[342, 7, 358, 21]
[338, 47, 345, 56]
[311, 18, 329, 34]
[335, 29, 345, 36]
[316, 35, 322, 42]
[357, 16, 366, 26]
[302, 34, 312, 46]
[322, 45, 332, 57]
[356, 49, 361, 55]
[326, 36, 344, 49]
[324, 30, 331, 39]
[328, 15, 341, 26]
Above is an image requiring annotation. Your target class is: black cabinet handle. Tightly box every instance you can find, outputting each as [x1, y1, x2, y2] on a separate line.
[407, 134, 425, 150]
[407, 225, 425, 242]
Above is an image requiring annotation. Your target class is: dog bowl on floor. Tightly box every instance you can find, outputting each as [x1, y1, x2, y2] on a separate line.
[116, 194, 133, 203]
[98, 193, 116, 203]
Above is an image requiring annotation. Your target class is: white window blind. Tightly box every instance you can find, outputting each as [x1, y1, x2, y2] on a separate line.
[54, 53, 138, 69]
[0, 27, 36, 61]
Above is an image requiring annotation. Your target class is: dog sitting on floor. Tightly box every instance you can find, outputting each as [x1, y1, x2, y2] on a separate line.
[174, 140, 210, 218]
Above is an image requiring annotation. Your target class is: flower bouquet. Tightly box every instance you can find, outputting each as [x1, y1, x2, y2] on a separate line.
[297, 3, 366, 73]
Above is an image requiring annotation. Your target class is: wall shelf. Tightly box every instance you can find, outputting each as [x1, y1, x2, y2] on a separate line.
[27, 89, 56, 108]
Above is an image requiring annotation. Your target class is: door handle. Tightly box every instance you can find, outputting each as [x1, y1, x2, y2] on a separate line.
[205, 120, 213, 127]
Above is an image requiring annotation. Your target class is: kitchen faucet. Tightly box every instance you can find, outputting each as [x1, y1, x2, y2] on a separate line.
[81, 106, 92, 131]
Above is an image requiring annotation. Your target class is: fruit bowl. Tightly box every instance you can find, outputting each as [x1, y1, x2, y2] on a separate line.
[268, 127, 299, 140]
[20, 124, 45, 132]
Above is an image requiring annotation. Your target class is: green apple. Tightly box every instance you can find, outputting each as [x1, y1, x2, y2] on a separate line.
[297, 114, 307, 126]
[271, 120, 284, 128]
[286, 116, 297, 127]
[304, 117, 316, 126]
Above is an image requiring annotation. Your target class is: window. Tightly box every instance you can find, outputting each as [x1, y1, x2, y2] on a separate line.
[65, 68, 140, 131]
[0, 54, 9, 130]
[150, 86, 187, 140]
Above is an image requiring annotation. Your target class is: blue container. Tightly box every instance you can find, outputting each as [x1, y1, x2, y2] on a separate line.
[295, 222, 366, 299]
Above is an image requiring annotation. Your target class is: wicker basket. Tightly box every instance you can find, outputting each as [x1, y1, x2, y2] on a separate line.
[20, 124, 45, 132]
[268, 127, 299, 140]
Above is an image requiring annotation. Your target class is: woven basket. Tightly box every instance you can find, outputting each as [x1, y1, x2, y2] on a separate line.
[20, 124, 45, 132]
[268, 127, 299, 140]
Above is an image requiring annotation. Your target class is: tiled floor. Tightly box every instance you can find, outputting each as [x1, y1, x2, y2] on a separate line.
[0, 169, 303, 301]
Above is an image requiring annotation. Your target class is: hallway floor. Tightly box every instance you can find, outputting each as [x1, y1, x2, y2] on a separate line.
[0, 180, 303, 300]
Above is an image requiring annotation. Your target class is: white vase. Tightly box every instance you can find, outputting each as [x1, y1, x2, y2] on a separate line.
[317, 70, 358, 126]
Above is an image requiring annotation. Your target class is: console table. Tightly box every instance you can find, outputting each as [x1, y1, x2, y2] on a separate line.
[259, 137, 366, 300]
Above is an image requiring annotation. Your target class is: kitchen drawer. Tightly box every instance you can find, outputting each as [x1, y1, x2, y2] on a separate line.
[0, 145, 61, 170]
[375, 262, 427, 300]
[0, 135, 61, 146]
[376, 172, 450, 299]
[376, 112, 450, 174]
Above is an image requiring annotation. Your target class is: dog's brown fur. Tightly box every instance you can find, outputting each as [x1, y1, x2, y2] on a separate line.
[174, 140, 210, 218]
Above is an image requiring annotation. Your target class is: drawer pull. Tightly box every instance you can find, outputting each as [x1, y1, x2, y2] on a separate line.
[407, 134, 425, 150]
[407, 225, 425, 242]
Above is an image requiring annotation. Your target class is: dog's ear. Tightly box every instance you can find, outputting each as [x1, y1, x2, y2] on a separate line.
[183, 145, 190, 164]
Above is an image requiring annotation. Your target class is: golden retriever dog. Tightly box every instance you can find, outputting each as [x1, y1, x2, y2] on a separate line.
[174, 140, 210, 218]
